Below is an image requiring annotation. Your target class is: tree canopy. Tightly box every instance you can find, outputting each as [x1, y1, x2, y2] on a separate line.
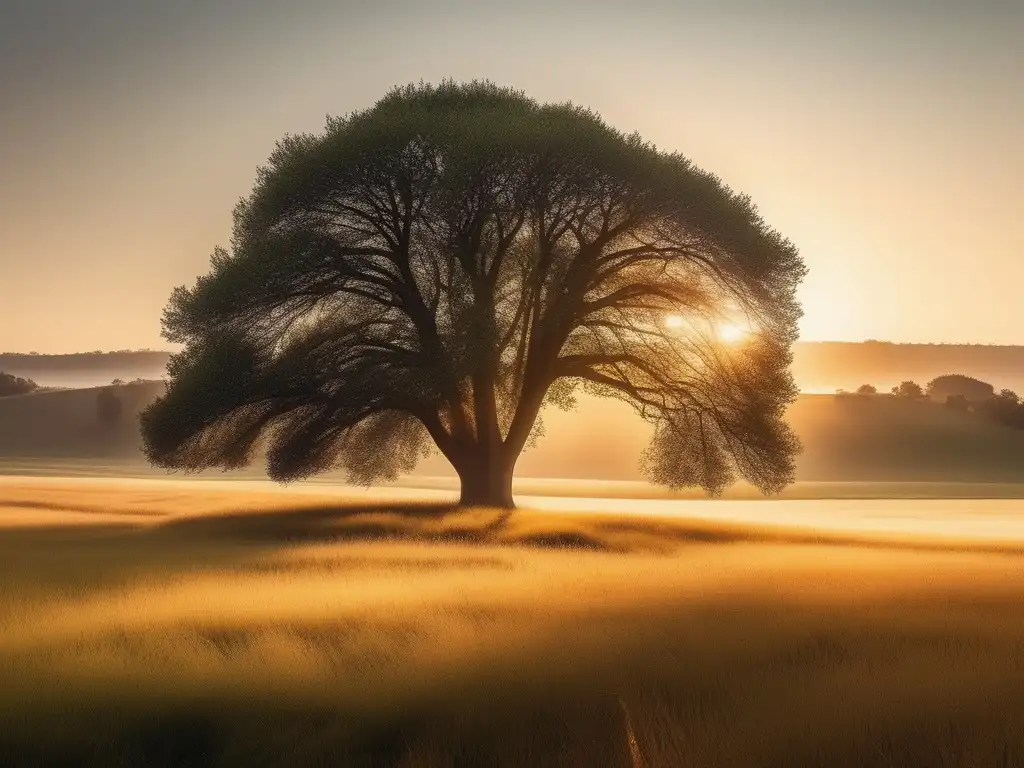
[141, 81, 805, 507]
[891, 380, 924, 399]
[927, 374, 995, 403]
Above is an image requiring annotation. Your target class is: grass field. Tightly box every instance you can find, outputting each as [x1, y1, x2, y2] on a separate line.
[2, 477, 1024, 766]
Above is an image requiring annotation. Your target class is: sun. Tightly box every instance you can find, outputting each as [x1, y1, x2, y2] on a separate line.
[665, 314, 751, 344]
[716, 322, 749, 344]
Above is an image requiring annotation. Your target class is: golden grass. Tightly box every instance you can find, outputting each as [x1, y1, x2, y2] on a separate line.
[1, 477, 1024, 766]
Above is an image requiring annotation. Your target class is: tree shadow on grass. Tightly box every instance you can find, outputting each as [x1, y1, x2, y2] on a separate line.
[151, 500, 1024, 558]
[8, 498, 1024, 560]
[155, 501, 463, 541]
[0, 502, 620, 602]
[144, 501, 797, 553]
[0, 499, 742, 557]
[149, 502, 609, 550]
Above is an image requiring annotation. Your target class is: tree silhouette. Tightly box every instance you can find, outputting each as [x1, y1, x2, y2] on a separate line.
[856, 384, 877, 396]
[141, 82, 805, 507]
[0, 372, 38, 397]
[982, 388, 1024, 429]
[997, 389, 1020, 406]
[891, 380, 923, 399]
[927, 374, 994, 403]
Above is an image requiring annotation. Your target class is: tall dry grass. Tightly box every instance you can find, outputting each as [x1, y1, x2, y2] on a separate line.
[1, 478, 1023, 766]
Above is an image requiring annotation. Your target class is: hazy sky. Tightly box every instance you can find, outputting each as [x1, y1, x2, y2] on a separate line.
[1, 1, 1021, 352]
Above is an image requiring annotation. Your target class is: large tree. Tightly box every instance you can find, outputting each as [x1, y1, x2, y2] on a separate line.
[142, 82, 805, 507]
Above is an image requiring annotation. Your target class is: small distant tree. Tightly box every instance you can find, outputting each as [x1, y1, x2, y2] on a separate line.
[96, 387, 123, 426]
[997, 389, 1019, 406]
[891, 380, 924, 399]
[927, 374, 994, 403]
[856, 384, 877, 396]
[981, 388, 1024, 428]
[111, 378, 125, 386]
[0, 372, 38, 397]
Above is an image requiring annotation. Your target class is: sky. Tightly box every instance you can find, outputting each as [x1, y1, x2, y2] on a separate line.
[1, 0, 1021, 353]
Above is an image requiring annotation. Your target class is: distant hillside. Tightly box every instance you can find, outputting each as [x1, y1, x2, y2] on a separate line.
[793, 395, 1024, 482]
[0, 352, 169, 389]
[791, 342, 1024, 394]
[8, 344, 1024, 394]
[0, 382, 164, 458]
[3, 385, 1024, 483]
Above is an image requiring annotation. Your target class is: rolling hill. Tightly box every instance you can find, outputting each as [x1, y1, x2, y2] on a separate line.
[0, 382, 164, 459]
[0, 352, 169, 389]
[790, 341, 1024, 394]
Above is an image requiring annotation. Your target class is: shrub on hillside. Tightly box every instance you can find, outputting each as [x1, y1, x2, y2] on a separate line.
[0, 372, 38, 397]
[997, 389, 1020, 406]
[977, 389, 1024, 430]
[891, 380, 924, 399]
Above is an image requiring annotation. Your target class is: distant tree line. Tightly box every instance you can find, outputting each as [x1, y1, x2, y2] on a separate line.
[0, 349, 161, 356]
[838, 374, 1024, 430]
[0, 351, 170, 377]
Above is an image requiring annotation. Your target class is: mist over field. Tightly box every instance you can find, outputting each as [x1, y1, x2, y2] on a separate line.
[11, 342, 1024, 393]
[0, 351, 170, 390]
[7, 376, 1024, 487]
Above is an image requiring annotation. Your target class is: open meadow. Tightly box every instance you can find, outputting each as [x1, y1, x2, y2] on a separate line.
[2, 477, 1024, 766]
[5, 3, 1022, 765]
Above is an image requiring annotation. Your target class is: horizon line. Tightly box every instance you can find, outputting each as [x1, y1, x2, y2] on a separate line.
[10, 340, 1024, 356]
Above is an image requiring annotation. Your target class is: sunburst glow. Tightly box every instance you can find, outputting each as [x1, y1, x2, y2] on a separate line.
[664, 314, 751, 344]
[716, 322, 749, 344]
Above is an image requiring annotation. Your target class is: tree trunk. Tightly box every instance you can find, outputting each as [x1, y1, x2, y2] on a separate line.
[455, 449, 515, 508]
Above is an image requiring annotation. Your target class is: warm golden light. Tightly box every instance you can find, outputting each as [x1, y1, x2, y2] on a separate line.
[664, 314, 685, 329]
[716, 322, 749, 344]
[665, 315, 751, 344]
